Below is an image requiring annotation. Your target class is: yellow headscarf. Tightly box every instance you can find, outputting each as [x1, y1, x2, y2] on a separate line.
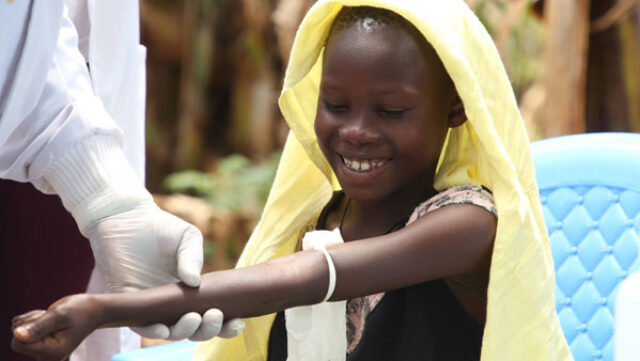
[193, 1, 573, 360]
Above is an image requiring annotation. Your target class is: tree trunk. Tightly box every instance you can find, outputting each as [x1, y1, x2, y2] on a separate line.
[273, 0, 315, 65]
[541, 0, 591, 137]
[230, 0, 281, 160]
[586, 0, 640, 133]
[175, 1, 217, 169]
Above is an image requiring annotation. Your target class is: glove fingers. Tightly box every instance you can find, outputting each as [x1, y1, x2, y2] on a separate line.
[168, 312, 201, 340]
[217, 318, 246, 339]
[131, 324, 170, 340]
[176, 225, 204, 287]
[188, 309, 223, 341]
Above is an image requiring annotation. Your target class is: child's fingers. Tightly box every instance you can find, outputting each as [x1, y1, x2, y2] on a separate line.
[12, 310, 46, 330]
[11, 335, 65, 361]
[13, 310, 70, 343]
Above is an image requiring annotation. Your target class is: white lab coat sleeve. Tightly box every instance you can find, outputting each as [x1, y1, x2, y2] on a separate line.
[87, 0, 147, 179]
[0, 3, 150, 232]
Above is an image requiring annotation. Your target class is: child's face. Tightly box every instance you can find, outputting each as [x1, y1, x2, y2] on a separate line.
[315, 19, 455, 204]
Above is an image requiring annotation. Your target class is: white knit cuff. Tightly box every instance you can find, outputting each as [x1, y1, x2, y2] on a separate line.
[43, 134, 152, 235]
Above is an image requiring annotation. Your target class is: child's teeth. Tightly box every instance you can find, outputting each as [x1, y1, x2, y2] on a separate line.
[343, 157, 383, 172]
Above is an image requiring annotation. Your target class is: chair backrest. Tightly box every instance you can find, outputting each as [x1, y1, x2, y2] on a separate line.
[531, 133, 640, 361]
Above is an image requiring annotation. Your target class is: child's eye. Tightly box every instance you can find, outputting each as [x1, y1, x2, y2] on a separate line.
[323, 100, 348, 113]
[378, 107, 410, 118]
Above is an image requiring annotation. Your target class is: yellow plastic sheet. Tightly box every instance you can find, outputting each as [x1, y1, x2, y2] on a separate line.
[194, 1, 572, 360]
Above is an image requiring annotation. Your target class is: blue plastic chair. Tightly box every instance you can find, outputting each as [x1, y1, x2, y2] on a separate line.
[110, 340, 198, 361]
[113, 133, 640, 361]
[531, 133, 640, 361]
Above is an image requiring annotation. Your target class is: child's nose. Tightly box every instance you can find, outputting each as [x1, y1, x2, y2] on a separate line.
[338, 116, 382, 146]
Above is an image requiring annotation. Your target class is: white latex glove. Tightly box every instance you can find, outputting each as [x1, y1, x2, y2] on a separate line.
[43, 136, 245, 341]
[87, 201, 245, 340]
[87, 201, 203, 293]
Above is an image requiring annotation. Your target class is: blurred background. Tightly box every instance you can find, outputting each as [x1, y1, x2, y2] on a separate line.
[1, 0, 639, 357]
[0, 0, 640, 360]
[141, 0, 640, 272]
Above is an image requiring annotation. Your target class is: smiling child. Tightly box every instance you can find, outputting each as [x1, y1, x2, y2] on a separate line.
[12, 2, 571, 361]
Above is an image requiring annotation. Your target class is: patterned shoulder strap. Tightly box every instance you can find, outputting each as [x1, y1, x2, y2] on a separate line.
[407, 185, 497, 225]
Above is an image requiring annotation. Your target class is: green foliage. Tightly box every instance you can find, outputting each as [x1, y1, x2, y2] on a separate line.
[471, 0, 544, 98]
[503, 7, 544, 98]
[473, 0, 505, 36]
[244, 31, 266, 69]
[163, 170, 213, 197]
[163, 152, 281, 217]
[203, 238, 216, 262]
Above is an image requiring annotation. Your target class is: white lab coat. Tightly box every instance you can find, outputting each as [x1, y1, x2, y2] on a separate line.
[65, 0, 146, 177]
[0, 0, 144, 187]
[0, 1, 146, 359]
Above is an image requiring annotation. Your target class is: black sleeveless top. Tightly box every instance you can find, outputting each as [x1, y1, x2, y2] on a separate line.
[268, 279, 483, 361]
[267, 187, 493, 361]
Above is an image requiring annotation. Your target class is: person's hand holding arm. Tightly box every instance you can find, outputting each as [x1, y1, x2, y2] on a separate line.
[38, 135, 245, 341]
[11, 250, 330, 361]
[0, 4, 243, 342]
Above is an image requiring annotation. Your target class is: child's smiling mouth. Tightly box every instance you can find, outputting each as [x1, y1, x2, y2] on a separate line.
[341, 155, 388, 172]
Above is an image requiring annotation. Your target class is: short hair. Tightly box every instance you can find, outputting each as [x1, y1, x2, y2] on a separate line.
[324, 6, 453, 90]
[326, 6, 425, 51]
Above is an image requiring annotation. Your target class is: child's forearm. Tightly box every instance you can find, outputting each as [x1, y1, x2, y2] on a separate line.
[93, 204, 495, 330]
[96, 250, 329, 328]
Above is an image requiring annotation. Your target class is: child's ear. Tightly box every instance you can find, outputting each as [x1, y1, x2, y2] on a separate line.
[448, 94, 467, 128]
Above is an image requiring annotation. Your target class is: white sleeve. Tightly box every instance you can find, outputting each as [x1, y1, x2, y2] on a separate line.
[0, 1, 150, 232]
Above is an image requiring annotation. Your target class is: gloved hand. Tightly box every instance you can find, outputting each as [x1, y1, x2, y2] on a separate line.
[42, 136, 245, 341]
[87, 201, 245, 340]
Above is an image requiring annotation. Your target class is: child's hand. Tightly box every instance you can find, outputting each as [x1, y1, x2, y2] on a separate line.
[11, 294, 102, 361]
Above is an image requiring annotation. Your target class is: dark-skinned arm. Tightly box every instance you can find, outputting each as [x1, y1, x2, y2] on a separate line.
[104, 203, 495, 323]
[12, 204, 495, 361]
